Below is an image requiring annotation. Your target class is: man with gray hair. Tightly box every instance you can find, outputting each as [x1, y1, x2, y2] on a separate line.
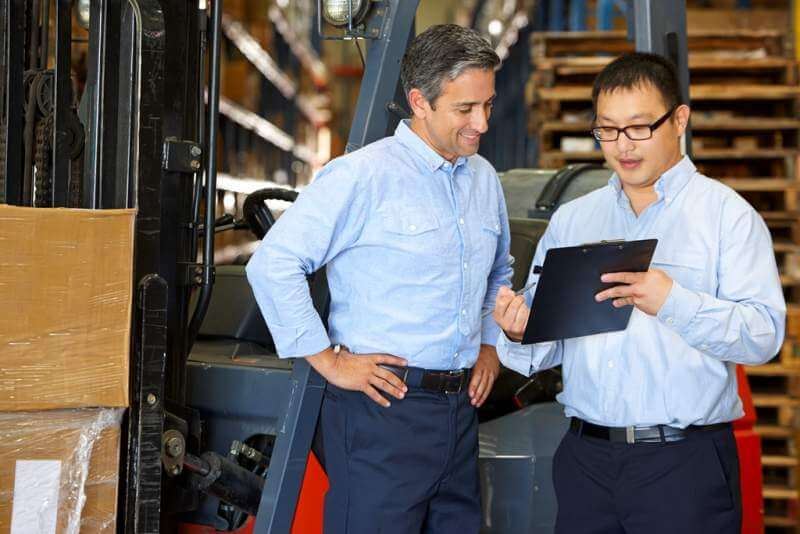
[246, 24, 512, 533]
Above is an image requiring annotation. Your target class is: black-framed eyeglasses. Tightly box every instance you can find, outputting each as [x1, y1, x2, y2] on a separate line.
[590, 106, 677, 142]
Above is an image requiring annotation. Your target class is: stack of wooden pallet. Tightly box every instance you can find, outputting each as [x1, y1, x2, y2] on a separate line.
[528, 29, 800, 531]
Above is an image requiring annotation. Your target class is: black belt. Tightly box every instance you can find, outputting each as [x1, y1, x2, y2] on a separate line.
[381, 365, 470, 395]
[569, 417, 731, 444]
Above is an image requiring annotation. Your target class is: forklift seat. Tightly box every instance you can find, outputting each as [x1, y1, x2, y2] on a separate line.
[197, 265, 274, 348]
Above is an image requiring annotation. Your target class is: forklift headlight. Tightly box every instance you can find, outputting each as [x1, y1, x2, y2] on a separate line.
[76, 0, 91, 29]
[322, 0, 370, 28]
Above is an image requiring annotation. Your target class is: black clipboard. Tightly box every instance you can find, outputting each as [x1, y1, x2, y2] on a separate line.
[522, 239, 658, 344]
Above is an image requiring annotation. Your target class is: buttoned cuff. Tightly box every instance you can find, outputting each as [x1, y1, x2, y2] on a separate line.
[496, 331, 534, 377]
[268, 320, 331, 359]
[657, 279, 702, 334]
[481, 312, 502, 346]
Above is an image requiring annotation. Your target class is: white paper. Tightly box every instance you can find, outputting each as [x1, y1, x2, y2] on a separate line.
[11, 460, 62, 534]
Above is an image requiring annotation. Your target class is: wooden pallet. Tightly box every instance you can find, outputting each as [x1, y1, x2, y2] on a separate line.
[533, 54, 798, 89]
[530, 30, 787, 59]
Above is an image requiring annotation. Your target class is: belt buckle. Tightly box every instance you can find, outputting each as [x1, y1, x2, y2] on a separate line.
[625, 426, 635, 444]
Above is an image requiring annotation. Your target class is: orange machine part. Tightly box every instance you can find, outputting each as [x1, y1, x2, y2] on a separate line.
[734, 364, 764, 534]
[179, 452, 328, 534]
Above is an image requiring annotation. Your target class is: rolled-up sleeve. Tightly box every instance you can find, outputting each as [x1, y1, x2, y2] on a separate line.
[245, 161, 368, 358]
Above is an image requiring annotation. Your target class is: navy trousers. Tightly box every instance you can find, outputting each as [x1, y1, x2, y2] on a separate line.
[320, 383, 481, 534]
[553, 423, 742, 533]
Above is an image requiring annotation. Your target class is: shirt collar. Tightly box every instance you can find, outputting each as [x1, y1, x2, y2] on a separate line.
[607, 155, 696, 205]
[394, 120, 469, 174]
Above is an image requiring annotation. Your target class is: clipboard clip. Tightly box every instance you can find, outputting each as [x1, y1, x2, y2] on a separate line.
[580, 239, 626, 253]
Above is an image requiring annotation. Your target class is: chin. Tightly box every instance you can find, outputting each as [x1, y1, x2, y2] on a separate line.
[615, 169, 649, 187]
[459, 145, 480, 157]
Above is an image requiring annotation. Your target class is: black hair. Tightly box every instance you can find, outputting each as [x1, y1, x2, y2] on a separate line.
[591, 52, 682, 113]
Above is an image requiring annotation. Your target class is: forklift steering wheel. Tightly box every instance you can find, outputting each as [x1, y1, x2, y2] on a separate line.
[242, 187, 299, 240]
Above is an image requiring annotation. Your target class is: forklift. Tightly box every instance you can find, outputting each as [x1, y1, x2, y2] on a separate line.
[0, 0, 763, 532]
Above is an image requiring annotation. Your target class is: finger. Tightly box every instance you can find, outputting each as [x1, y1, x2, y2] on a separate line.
[613, 297, 634, 308]
[472, 370, 490, 406]
[595, 285, 636, 302]
[503, 295, 526, 323]
[375, 367, 408, 394]
[476, 371, 495, 407]
[363, 384, 391, 407]
[496, 285, 515, 301]
[494, 287, 516, 315]
[370, 374, 406, 400]
[510, 302, 529, 335]
[373, 354, 408, 367]
[469, 368, 483, 399]
[601, 272, 643, 284]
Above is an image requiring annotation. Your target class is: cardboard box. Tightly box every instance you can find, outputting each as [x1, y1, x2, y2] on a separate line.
[0, 408, 123, 533]
[0, 205, 135, 410]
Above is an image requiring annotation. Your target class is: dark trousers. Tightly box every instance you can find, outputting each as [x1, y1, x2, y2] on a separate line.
[553, 423, 742, 533]
[320, 383, 480, 534]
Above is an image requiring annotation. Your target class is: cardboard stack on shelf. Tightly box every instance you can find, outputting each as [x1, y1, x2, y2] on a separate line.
[0, 205, 135, 533]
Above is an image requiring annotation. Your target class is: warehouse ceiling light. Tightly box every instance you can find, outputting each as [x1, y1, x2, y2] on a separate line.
[322, 0, 370, 28]
[76, 0, 91, 29]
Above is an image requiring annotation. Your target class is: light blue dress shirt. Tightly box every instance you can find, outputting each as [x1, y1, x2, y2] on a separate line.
[246, 120, 513, 370]
[497, 156, 786, 428]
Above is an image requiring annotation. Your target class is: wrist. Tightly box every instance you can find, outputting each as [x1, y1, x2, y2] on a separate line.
[306, 345, 340, 378]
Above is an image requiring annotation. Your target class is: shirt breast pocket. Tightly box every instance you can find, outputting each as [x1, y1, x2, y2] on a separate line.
[651, 251, 706, 291]
[381, 209, 443, 256]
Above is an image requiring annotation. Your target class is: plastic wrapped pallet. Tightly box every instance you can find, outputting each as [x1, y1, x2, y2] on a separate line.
[0, 408, 123, 533]
[0, 205, 135, 410]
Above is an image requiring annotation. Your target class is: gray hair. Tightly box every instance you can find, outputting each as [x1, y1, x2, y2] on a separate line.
[400, 24, 500, 109]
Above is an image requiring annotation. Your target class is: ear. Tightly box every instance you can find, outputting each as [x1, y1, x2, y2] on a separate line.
[674, 104, 691, 136]
[407, 88, 432, 120]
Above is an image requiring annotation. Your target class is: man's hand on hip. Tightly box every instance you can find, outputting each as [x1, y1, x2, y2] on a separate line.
[493, 285, 530, 342]
[469, 344, 500, 407]
[595, 269, 673, 316]
[307, 346, 408, 407]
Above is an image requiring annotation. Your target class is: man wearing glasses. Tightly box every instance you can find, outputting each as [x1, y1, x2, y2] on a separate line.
[493, 52, 785, 532]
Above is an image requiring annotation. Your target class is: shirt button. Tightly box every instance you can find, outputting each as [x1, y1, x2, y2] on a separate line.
[701, 344, 709, 350]
[463, 262, 468, 270]
[608, 361, 614, 369]
[666, 317, 675, 325]
[459, 218, 465, 225]
[461, 309, 467, 315]
[408, 224, 417, 231]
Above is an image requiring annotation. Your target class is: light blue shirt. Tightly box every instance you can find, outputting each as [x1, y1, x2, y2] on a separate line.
[497, 156, 786, 428]
[246, 120, 513, 370]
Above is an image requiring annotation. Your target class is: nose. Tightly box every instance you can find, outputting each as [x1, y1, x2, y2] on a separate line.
[472, 107, 489, 134]
[615, 130, 635, 152]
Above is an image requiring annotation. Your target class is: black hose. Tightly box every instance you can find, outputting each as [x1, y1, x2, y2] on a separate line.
[187, 0, 223, 352]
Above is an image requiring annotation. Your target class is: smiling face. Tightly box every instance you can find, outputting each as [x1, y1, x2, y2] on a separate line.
[595, 82, 689, 193]
[407, 67, 496, 162]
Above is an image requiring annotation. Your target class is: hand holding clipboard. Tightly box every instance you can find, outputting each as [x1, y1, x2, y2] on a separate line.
[494, 239, 658, 344]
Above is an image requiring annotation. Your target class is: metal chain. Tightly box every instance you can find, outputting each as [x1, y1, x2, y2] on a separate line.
[33, 113, 53, 207]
